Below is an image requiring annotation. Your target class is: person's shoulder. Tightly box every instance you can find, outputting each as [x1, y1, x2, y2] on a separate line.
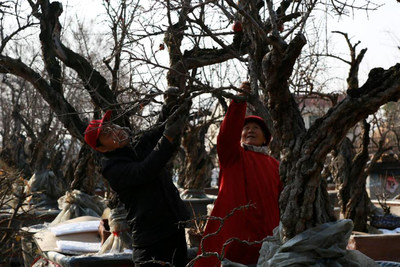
[266, 154, 280, 166]
[103, 147, 135, 163]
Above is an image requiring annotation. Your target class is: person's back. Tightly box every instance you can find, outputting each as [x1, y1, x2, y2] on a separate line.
[101, 131, 190, 248]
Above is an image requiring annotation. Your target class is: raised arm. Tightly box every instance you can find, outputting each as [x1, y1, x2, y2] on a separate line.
[102, 136, 174, 188]
[217, 82, 251, 166]
[132, 87, 183, 154]
[217, 100, 247, 166]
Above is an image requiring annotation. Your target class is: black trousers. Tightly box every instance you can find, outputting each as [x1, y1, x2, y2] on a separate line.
[132, 227, 187, 267]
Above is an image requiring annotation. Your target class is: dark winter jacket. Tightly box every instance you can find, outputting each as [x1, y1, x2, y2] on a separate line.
[101, 127, 190, 247]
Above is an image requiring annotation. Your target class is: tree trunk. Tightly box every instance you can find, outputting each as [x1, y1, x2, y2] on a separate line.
[69, 146, 101, 195]
[259, 29, 400, 239]
[278, 141, 337, 239]
[330, 138, 353, 215]
[181, 123, 213, 190]
[331, 121, 372, 232]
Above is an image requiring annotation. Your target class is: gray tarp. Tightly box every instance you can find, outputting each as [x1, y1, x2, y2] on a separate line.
[257, 219, 378, 267]
[50, 190, 106, 226]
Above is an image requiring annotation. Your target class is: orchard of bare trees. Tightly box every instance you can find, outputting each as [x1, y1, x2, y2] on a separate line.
[1, 0, 400, 261]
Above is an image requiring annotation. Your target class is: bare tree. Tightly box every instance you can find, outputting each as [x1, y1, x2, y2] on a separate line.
[0, 167, 32, 265]
[1, 1, 150, 192]
[227, 0, 400, 240]
[1, 0, 400, 244]
[329, 120, 372, 231]
[179, 113, 217, 192]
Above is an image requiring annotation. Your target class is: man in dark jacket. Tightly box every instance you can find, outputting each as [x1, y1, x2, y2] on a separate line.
[84, 94, 190, 266]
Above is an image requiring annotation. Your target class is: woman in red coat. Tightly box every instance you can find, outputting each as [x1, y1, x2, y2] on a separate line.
[195, 82, 283, 266]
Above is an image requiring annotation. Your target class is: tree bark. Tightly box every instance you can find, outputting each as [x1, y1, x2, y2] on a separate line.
[38, 0, 127, 125]
[69, 146, 101, 195]
[0, 54, 86, 139]
[266, 50, 400, 238]
[330, 121, 372, 232]
[181, 123, 214, 190]
[259, 24, 400, 239]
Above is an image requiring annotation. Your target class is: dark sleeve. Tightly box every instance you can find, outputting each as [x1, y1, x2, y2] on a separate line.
[102, 136, 175, 187]
[157, 104, 170, 124]
[131, 104, 170, 154]
[131, 126, 164, 157]
[217, 100, 247, 166]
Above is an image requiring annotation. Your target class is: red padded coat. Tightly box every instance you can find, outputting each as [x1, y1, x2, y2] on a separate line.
[195, 101, 283, 266]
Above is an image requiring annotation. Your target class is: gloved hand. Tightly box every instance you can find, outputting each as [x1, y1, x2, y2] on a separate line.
[238, 81, 251, 96]
[164, 86, 180, 108]
[158, 87, 181, 123]
[163, 113, 187, 139]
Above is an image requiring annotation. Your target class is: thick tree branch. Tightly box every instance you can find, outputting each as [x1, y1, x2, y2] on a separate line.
[39, 0, 125, 124]
[0, 55, 86, 140]
[263, 33, 307, 148]
[332, 31, 368, 91]
[306, 64, 400, 163]
[39, 1, 63, 94]
[164, 0, 191, 88]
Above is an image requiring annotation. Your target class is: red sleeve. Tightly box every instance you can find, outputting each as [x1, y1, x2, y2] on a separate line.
[217, 100, 246, 167]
